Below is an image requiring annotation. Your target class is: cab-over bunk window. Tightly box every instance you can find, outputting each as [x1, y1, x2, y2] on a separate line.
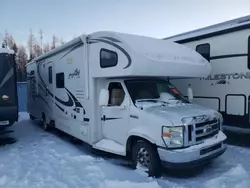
[100, 49, 118, 68]
[196, 43, 210, 61]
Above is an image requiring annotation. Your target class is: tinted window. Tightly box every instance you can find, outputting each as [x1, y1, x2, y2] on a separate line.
[108, 82, 125, 106]
[196, 43, 210, 61]
[100, 49, 118, 68]
[48, 66, 52, 84]
[248, 36, 250, 69]
[56, 73, 64, 88]
[0, 53, 17, 106]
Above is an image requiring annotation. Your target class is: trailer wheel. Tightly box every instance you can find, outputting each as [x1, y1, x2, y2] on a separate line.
[29, 114, 35, 120]
[131, 140, 161, 177]
[42, 116, 49, 131]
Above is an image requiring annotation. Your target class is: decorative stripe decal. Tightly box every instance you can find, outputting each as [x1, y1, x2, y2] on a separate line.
[36, 49, 86, 119]
[38, 84, 45, 93]
[36, 94, 51, 109]
[90, 38, 132, 69]
[56, 103, 64, 112]
[172, 24, 250, 43]
[60, 42, 84, 59]
[0, 68, 14, 88]
[99, 37, 121, 43]
[54, 93, 74, 107]
[65, 88, 83, 108]
[37, 61, 80, 108]
[210, 53, 248, 60]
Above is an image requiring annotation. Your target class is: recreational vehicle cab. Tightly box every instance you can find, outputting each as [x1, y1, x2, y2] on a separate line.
[0, 48, 18, 129]
[164, 15, 250, 132]
[27, 31, 226, 176]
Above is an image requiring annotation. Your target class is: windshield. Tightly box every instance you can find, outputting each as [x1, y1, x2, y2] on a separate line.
[125, 79, 188, 105]
[0, 53, 17, 106]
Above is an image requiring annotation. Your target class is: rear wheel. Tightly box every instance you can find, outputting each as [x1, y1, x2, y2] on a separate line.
[29, 114, 35, 120]
[131, 140, 161, 177]
[42, 116, 49, 131]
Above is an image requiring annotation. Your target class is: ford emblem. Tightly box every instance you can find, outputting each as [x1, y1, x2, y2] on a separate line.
[203, 125, 212, 134]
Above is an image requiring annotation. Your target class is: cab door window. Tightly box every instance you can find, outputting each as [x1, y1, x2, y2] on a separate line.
[108, 82, 125, 106]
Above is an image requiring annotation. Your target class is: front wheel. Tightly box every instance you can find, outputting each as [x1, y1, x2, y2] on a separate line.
[131, 140, 161, 177]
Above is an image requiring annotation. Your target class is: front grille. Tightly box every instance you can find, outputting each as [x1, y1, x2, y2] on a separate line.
[195, 119, 220, 143]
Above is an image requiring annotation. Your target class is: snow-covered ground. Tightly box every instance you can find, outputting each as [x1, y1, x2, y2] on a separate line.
[0, 112, 250, 188]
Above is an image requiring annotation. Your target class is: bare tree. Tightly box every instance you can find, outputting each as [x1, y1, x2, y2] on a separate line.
[33, 44, 42, 57]
[27, 29, 36, 60]
[12, 42, 18, 54]
[51, 34, 58, 50]
[39, 29, 43, 51]
[60, 37, 65, 45]
[2, 30, 9, 48]
[16, 45, 28, 81]
[43, 43, 50, 53]
[7, 34, 15, 49]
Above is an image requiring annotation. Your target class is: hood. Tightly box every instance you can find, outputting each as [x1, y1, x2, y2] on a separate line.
[144, 103, 217, 125]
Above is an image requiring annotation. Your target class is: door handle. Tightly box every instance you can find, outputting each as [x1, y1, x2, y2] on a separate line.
[101, 115, 106, 121]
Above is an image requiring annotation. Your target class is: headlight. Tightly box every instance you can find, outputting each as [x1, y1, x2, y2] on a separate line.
[213, 112, 223, 130]
[162, 126, 184, 148]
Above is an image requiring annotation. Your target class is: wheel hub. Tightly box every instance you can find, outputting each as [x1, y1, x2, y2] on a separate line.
[137, 147, 150, 168]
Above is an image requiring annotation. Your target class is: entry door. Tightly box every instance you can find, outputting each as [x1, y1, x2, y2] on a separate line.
[46, 62, 55, 119]
[101, 82, 130, 145]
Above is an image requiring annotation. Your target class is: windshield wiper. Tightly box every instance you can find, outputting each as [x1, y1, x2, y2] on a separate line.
[136, 99, 170, 104]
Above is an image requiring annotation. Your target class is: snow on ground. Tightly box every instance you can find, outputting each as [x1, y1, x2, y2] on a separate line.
[0, 112, 250, 188]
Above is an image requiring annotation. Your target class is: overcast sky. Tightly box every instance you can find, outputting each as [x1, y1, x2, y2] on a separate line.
[1, 0, 250, 46]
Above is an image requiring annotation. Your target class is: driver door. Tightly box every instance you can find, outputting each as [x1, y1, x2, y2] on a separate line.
[101, 82, 130, 145]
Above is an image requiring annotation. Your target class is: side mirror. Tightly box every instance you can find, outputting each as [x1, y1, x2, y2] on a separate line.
[187, 85, 193, 102]
[99, 89, 109, 106]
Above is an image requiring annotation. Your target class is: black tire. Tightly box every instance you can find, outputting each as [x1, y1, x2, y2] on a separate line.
[29, 114, 35, 120]
[42, 116, 49, 131]
[131, 140, 162, 177]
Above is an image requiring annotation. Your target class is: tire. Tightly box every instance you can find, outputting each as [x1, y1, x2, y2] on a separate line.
[29, 114, 35, 120]
[131, 140, 161, 177]
[42, 116, 49, 131]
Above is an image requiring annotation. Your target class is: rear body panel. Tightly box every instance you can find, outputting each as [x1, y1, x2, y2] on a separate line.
[0, 52, 18, 127]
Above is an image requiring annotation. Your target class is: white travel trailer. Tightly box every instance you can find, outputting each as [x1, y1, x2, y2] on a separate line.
[27, 31, 226, 176]
[164, 15, 250, 132]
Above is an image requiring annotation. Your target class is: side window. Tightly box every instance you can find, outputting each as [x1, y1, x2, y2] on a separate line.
[56, 73, 64, 88]
[196, 43, 210, 61]
[248, 36, 250, 69]
[108, 82, 125, 106]
[100, 49, 118, 68]
[48, 66, 52, 84]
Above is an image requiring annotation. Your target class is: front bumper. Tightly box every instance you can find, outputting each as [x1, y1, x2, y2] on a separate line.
[157, 131, 227, 168]
[0, 106, 18, 128]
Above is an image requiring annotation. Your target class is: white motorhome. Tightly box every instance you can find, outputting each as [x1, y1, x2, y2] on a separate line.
[27, 31, 226, 176]
[164, 15, 250, 132]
